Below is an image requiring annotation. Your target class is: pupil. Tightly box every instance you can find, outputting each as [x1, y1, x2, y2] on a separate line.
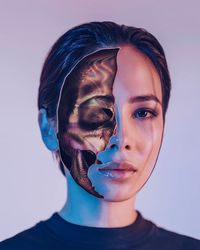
[139, 110, 146, 117]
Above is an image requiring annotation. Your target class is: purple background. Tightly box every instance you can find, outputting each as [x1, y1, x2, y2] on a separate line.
[0, 0, 199, 240]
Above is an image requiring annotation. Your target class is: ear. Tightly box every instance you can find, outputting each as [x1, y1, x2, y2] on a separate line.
[38, 108, 59, 151]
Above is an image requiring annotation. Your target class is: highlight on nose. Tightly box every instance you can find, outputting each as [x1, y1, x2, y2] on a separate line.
[109, 135, 119, 149]
[108, 134, 131, 151]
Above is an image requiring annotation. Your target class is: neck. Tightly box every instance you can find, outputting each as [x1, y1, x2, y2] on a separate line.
[59, 175, 138, 228]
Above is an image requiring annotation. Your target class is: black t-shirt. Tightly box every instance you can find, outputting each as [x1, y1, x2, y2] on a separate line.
[0, 210, 200, 250]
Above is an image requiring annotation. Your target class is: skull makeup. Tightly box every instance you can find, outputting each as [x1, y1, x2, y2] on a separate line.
[57, 48, 119, 198]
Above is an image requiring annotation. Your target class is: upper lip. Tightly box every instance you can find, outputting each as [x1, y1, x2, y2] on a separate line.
[98, 162, 137, 172]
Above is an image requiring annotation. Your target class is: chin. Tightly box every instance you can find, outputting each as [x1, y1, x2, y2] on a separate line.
[100, 192, 136, 202]
[88, 165, 140, 201]
[91, 179, 138, 202]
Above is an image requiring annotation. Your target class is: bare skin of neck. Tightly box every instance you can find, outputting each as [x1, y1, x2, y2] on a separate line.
[59, 174, 138, 228]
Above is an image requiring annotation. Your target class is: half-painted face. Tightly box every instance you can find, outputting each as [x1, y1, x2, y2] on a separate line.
[57, 45, 164, 200]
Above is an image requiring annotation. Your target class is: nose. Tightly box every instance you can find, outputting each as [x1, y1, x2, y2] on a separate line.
[107, 108, 133, 152]
[109, 131, 131, 151]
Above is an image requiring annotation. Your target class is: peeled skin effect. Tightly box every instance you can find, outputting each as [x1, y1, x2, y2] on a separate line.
[57, 48, 119, 198]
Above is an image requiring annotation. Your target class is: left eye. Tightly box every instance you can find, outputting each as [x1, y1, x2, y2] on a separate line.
[133, 109, 157, 119]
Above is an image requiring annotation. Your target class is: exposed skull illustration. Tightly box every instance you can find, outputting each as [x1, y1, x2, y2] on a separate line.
[57, 48, 119, 198]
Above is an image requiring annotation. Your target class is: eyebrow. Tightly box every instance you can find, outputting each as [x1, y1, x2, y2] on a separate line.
[128, 94, 162, 105]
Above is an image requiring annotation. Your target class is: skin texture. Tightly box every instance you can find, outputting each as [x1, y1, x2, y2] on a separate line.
[88, 46, 163, 202]
[57, 45, 164, 204]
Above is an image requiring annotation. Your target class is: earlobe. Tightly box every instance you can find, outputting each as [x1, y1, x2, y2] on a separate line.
[38, 108, 59, 151]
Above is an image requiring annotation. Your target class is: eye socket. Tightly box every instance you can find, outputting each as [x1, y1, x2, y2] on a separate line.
[133, 108, 158, 120]
[79, 106, 114, 130]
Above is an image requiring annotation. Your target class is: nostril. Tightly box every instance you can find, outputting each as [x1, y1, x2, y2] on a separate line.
[110, 144, 116, 149]
[125, 145, 131, 150]
[96, 159, 102, 165]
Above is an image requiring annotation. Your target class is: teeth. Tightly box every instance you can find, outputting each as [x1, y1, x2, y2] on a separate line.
[104, 171, 114, 177]
[98, 168, 135, 180]
[100, 169, 132, 171]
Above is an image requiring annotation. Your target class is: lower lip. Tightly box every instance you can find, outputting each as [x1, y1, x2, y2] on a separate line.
[98, 169, 136, 181]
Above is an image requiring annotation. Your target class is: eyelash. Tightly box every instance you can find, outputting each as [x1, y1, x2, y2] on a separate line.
[133, 108, 158, 120]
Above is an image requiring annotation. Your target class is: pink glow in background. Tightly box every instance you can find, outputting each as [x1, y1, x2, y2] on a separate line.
[0, 0, 200, 240]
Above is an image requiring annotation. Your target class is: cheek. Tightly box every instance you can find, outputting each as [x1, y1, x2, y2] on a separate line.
[144, 125, 163, 171]
[131, 120, 163, 193]
[136, 119, 163, 162]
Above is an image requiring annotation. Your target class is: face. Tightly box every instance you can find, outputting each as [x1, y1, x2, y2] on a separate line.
[57, 45, 164, 201]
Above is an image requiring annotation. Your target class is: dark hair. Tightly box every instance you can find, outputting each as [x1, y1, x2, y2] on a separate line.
[38, 21, 171, 175]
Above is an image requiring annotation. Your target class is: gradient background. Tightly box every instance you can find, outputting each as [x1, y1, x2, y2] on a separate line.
[0, 0, 200, 241]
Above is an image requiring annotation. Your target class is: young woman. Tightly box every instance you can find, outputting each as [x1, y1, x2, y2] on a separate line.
[1, 21, 200, 250]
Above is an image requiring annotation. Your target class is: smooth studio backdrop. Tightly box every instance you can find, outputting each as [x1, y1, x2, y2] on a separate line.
[0, 0, 200, 241]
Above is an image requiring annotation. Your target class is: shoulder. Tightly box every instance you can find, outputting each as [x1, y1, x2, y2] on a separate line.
[151, 223, 200, 250]
[0, 219, 55, 250]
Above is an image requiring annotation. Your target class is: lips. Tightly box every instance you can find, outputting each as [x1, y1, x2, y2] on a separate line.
[98, 161, 137, 172]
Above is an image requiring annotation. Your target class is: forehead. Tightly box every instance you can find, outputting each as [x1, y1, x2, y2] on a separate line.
[113, 45, 162, 104]
[78, 45, 161, 102]
[59, 45, 162, 110]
